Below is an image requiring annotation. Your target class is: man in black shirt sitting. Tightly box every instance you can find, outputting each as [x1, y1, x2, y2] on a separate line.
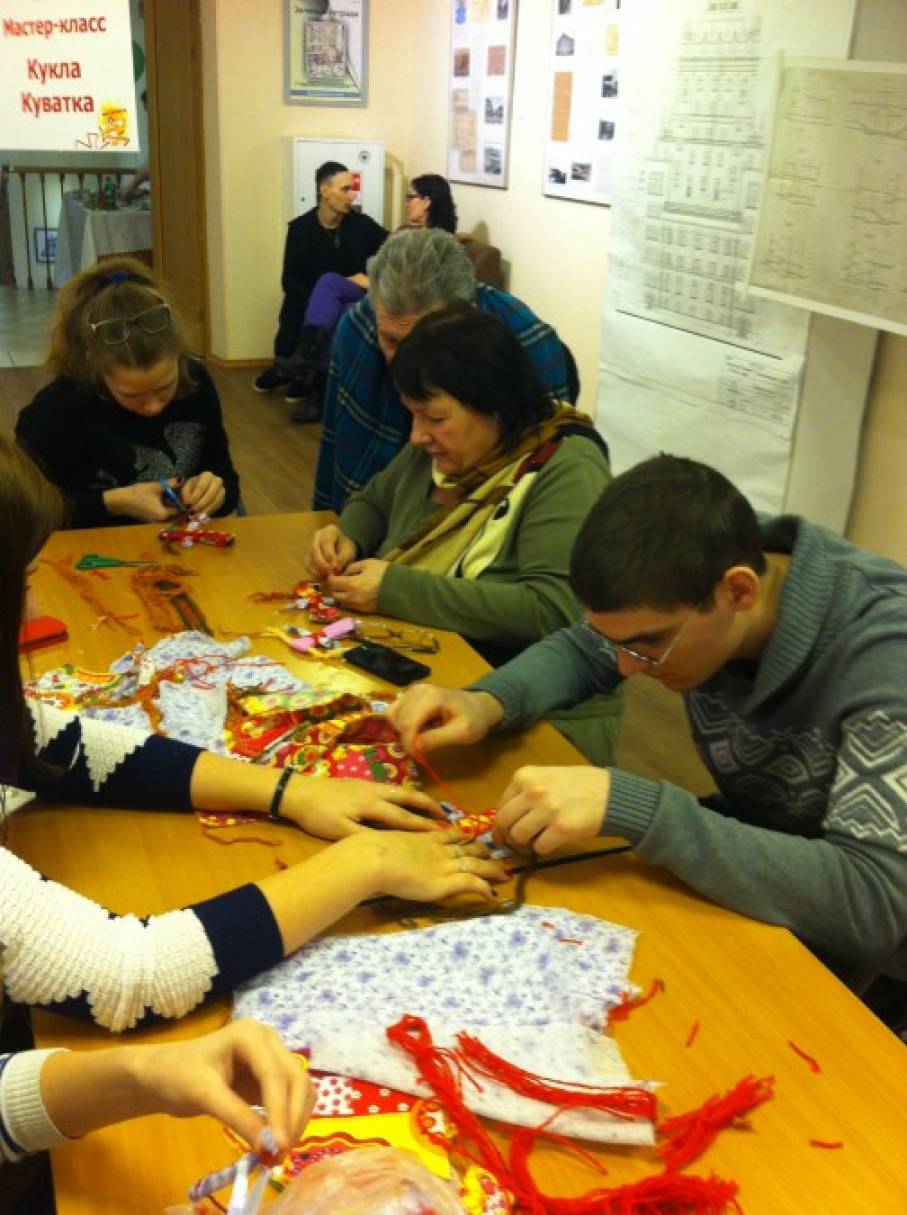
[253, 160, 387, 411]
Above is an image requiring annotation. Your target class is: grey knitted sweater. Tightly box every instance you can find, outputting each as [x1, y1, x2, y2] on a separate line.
[473, 516, 907, 985]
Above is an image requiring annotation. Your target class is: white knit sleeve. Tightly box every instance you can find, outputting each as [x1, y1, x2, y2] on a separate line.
[0, 1049, 69, 1161]
[0, 847, 217, 1032]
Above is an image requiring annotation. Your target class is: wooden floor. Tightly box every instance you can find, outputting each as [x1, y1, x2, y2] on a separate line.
[0, 354, 712, 797]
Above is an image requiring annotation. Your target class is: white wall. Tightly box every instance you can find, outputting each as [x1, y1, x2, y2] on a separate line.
[407, 1, 610, 413]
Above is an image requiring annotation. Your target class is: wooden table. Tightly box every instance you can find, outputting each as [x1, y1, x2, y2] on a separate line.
[10, 515, 907, 1214]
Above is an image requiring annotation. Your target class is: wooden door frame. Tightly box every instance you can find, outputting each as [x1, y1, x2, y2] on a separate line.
[142, 0, 211, 355]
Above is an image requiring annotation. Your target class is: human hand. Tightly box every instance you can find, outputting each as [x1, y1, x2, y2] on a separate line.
[42, 1021, 314, 1155]
[347, 272, 369, 289]
[327, 559, 388, 613]
[103, 480, 182, 523]
[281, 776, 444, 839]
[339, 828, 509, 902]
[306, 524, 358, 579]
[493, 765, 610, 855]
[181, 470, 226, 516]
[387, 684, 504, 754]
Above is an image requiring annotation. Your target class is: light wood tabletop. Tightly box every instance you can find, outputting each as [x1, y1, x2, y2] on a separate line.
[9, 514, 906, 1214]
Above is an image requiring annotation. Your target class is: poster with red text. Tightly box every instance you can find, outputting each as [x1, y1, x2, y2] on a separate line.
[0, 0, 139, 151]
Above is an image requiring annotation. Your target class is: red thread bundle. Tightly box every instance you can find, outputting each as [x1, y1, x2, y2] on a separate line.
[657, 1075, 775, 1173]
[387, 1014, 750, 1215]
[454, 1030, 656, 1122]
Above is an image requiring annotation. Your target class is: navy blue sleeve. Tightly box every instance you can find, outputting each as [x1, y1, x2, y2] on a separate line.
[29, 712, 200, 810]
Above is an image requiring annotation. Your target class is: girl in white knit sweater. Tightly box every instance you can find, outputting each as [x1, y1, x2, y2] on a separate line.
[0, 436, 505, 1163]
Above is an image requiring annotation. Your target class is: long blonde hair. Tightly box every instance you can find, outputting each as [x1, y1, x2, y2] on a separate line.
[47, 256, 195, 397]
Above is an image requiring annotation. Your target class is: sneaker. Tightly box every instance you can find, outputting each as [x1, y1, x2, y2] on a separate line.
[291, 398, 323, 424]
[252, 367, 288, 393]
[284, 379, 314, 404]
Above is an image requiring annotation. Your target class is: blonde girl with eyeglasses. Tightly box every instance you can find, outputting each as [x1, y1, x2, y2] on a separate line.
[16, 256, 240, 527]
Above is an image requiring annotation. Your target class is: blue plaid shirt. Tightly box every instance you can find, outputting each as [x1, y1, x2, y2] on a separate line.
[313, 284, 575, 511]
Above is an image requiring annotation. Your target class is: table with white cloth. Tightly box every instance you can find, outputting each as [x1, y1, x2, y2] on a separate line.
[53, 191, 153, 287]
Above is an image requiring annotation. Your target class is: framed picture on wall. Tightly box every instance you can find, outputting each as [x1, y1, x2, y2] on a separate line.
[542, 0, 624, 205]
[447, 0, 518, 188]
[34, 227, 57, 264]
[285, 0, 368, 107]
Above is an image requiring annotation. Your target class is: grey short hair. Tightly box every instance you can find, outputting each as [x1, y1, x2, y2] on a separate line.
[368, 228, 476, 316]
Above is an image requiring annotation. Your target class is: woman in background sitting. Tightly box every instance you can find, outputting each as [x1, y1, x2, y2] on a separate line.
[16, 256, 240, 527]
[305, 306, 623, 764]
[402, 174, 458, 234]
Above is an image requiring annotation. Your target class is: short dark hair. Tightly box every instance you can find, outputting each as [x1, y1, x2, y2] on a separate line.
[391, 304, 555, 449]
[410, 174, 457, 233]
[316, 160, 348, 192]
[570, 454, 767, 612]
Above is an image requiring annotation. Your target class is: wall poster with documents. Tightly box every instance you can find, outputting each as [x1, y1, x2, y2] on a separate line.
[543, 0, 625, 205]
[448, 0, 518, 188]
[595, 0, 877, 529]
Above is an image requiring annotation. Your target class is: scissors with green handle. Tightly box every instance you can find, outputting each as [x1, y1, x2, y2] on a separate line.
[75, 553, 160, 570]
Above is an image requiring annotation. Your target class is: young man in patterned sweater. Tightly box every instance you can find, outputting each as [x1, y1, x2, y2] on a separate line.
[389, 455, 907, 1021]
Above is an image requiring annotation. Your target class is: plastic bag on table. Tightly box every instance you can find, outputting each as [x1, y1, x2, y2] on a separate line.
[268, 1145, 466, 1214]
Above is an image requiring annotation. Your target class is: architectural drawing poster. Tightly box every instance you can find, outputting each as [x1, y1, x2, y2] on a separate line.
[596, 0, 859, 518]
[543, 0, 625, 205]
[448, 0, 518, 188]
[748, 56, 907, 337]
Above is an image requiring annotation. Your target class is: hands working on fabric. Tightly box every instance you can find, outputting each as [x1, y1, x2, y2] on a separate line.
[275, 769, 443, 838]
[305, 523, 358, 578]
[389, 684, 607, 856]
[179, 470, 227, 517]
[305, 524, 389, 613]
[102, 473, 226, 524]
[39, 1021, 313, 1159]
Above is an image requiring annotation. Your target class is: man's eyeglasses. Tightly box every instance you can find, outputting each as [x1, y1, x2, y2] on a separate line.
[405, 192, 423, 201]
[89, 302, 171, 345]
[583, 601, 705, 669]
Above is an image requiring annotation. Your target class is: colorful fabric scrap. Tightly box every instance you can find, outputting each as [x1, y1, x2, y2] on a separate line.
[234, 906, 656, 1145]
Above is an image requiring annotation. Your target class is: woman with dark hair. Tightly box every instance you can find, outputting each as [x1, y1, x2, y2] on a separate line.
[16, 256, 240, 527]
[0, 436, 504, 1157]
[305, 306, 622, 761]
[404, 174, 458, 234]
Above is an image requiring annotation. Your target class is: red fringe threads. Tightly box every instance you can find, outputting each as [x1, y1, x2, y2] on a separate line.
[386, 1014, 747, 1214]
[454, 1029, 656, 1122]
[657, 1075, 775, 1173]
[809, 1139, 843, 1150]
[608, 977, 665, 1025]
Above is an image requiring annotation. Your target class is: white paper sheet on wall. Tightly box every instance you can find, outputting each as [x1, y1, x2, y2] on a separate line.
[747, 57, 907, 336]
[596, 0, 859, 520]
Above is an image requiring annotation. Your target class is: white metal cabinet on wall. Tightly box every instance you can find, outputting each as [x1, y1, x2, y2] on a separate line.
[288, 137, 385, 226]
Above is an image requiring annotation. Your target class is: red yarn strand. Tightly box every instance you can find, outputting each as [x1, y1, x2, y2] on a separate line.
[608, 977, 665, 1025]
[684, 1020, 701, 1048]
[657, 1075, 774, 1173]
[809, 1139, 843, 1150]
[787, 1040, 821, 1073]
